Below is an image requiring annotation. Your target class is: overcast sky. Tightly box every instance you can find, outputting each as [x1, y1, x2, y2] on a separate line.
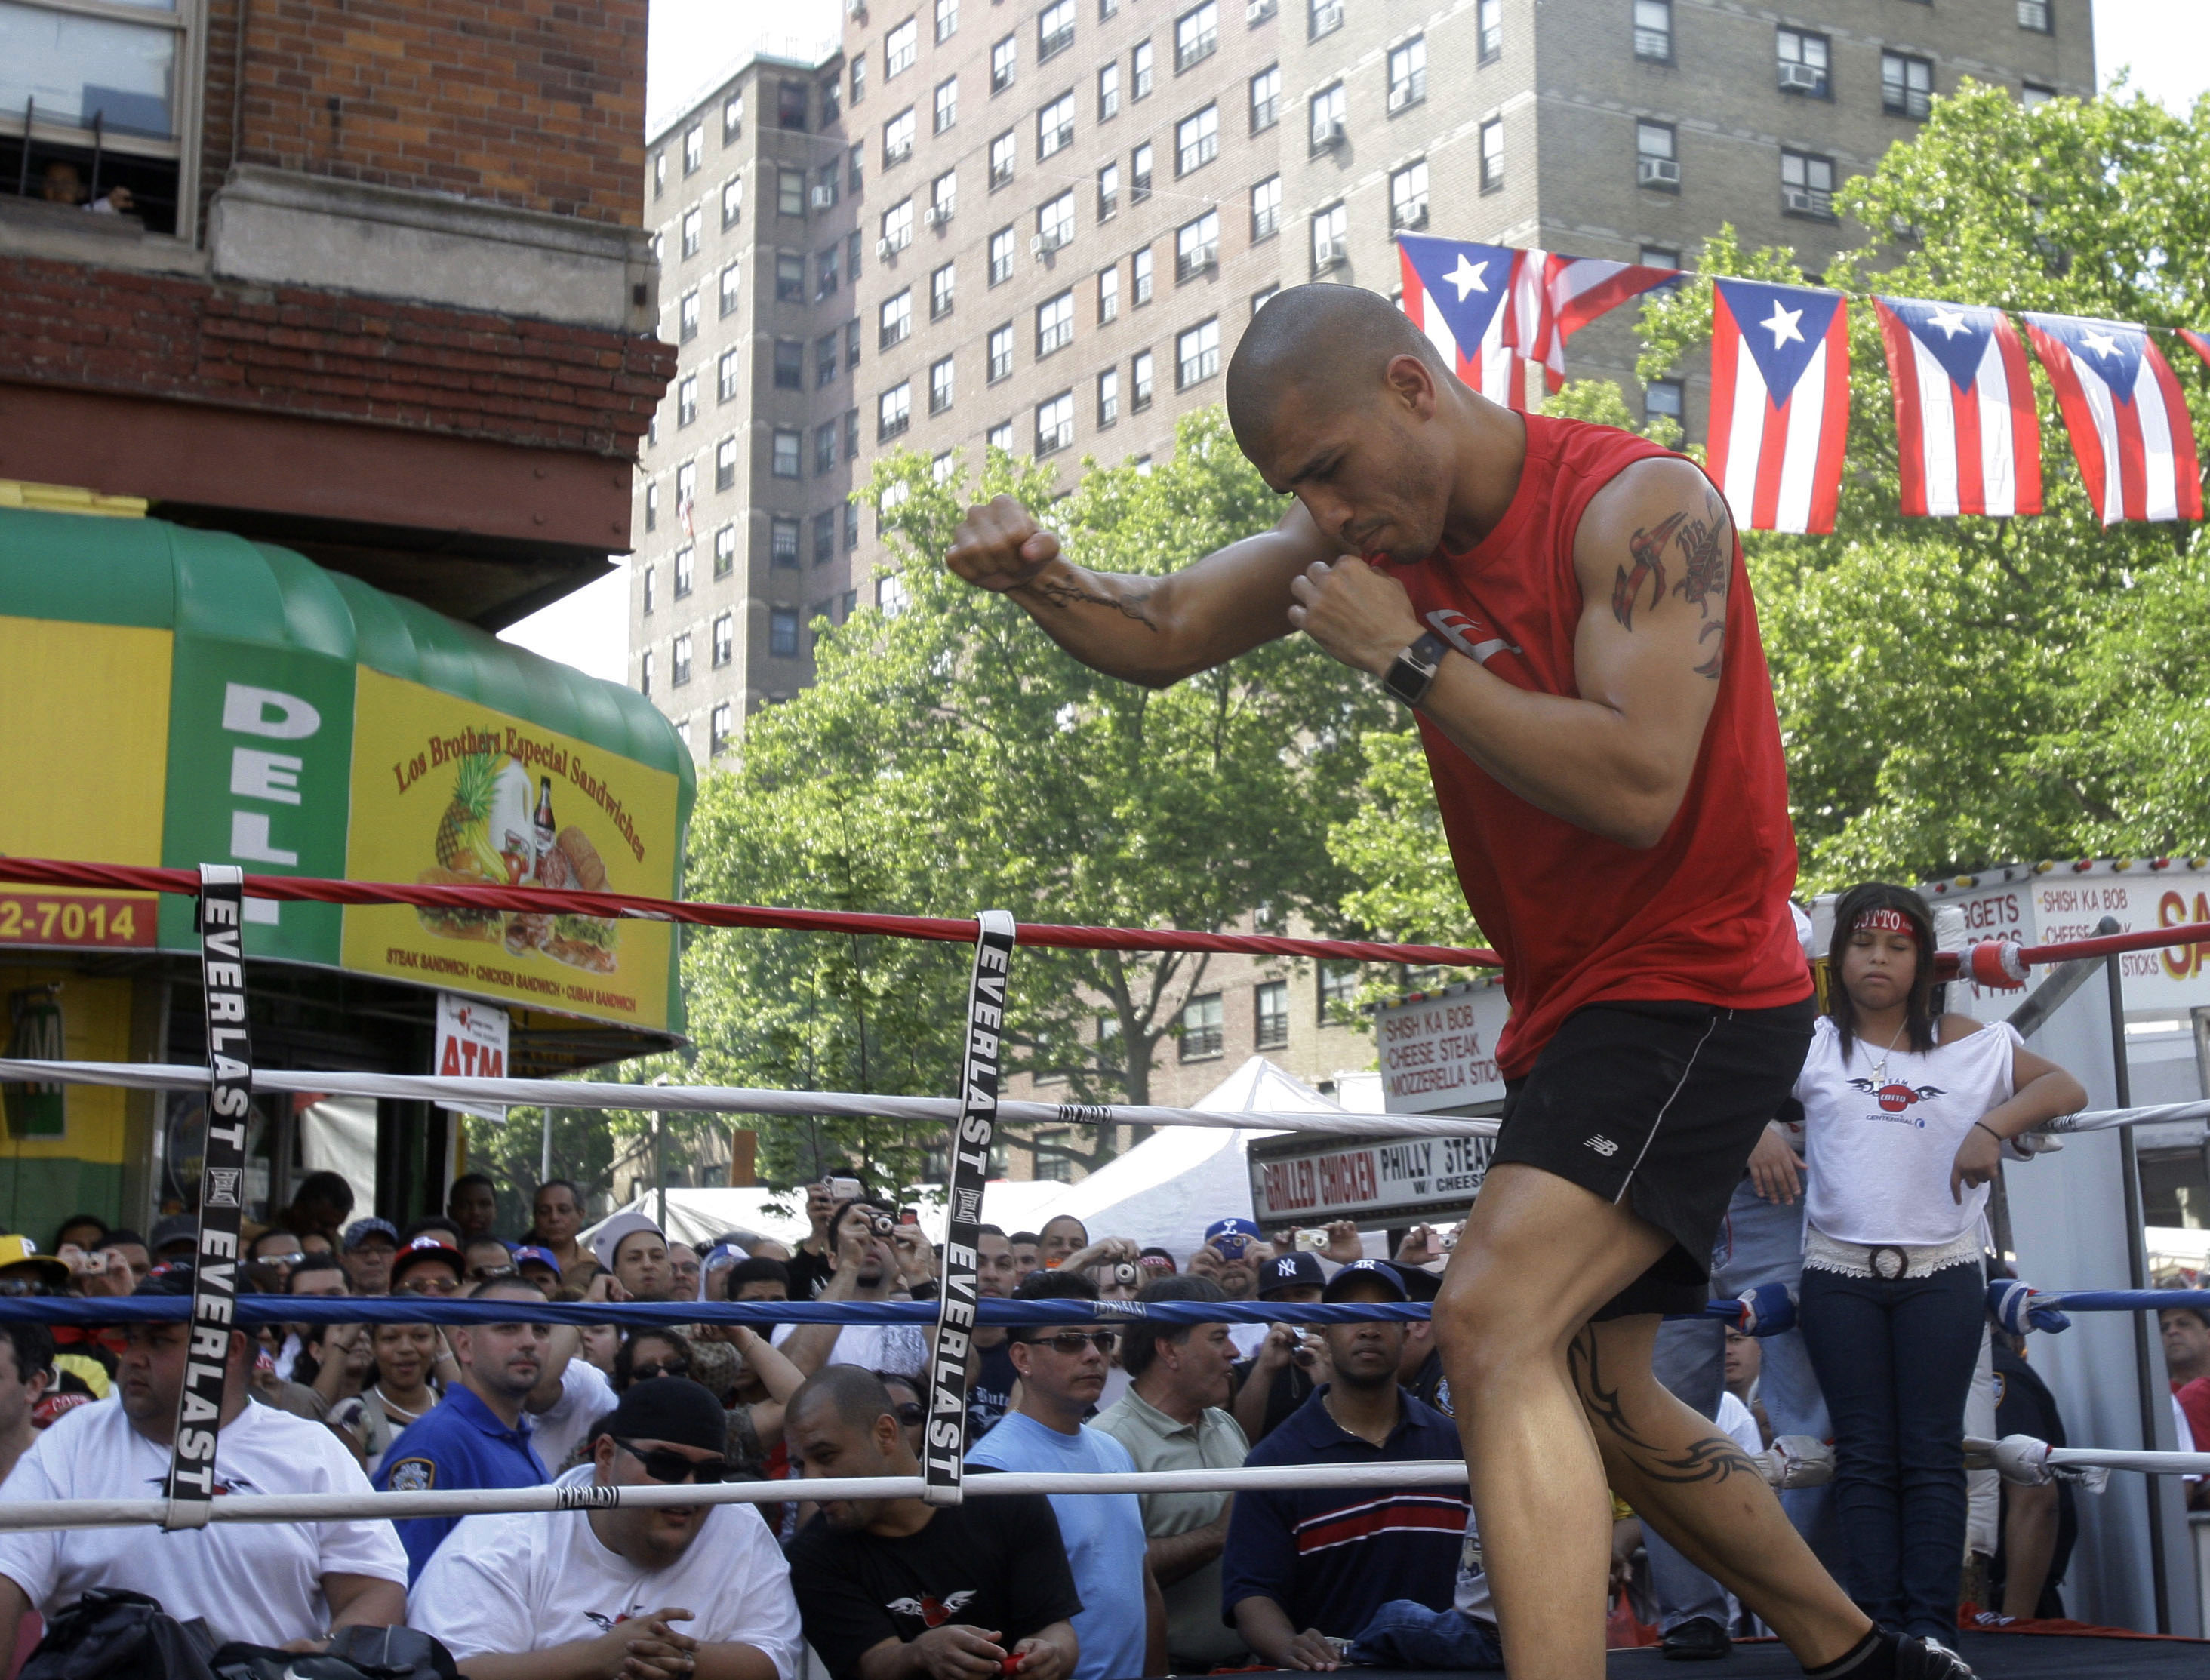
[498, 0, 2208, 687]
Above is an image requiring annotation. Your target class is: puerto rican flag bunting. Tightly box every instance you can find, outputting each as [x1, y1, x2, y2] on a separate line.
[2178, 328, 2210, 372]
[1873, 297, 2042, 518]
[2021, 312, 2203, 524]
[1707, 278, 1851, 534]
[1397, 235, 1541, 411]
[1510, 251, 1682, 392]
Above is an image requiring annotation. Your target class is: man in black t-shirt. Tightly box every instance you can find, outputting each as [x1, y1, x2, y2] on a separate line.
[1987, 1338, 2075, 1623]
[786, 1365, 1082, 1680]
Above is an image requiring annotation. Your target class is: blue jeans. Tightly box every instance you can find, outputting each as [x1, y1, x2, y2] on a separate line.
[1645, 1181, 1838, 1632]
[1345, 1602, 1504, 1670]
[1799, 1259, 1985, 1642]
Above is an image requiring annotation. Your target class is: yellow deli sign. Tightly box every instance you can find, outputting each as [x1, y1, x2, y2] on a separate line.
[340, 669, 677, 1030]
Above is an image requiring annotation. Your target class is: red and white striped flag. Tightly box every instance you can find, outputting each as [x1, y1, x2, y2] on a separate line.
[1707, 278, 1851, 534]
[1873, 296, 2041, 518]
[1508, 251, 1681, 393]
[2179, 328, 2210, 373]
[1396, 235, 1541, 411]
[2021, 312, 2202, 525]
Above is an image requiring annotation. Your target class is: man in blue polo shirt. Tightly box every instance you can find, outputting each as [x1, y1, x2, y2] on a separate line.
[1222, 1260, 1470, 1670]
[377, 1276, 552, 1580]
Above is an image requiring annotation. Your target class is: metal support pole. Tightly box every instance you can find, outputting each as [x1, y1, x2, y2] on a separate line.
[17, 99, 32, 198]
[652, 1109, 666, 1235]
[540, 1105, 554, 1189]
[2109, 953, 2171, 1634]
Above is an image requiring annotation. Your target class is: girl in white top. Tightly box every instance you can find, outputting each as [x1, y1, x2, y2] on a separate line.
[1793, 884, 2083, 1650]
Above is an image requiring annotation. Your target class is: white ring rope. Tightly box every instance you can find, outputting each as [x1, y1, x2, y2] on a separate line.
[2039, 1098, 2210, 1135]
[0, 1060, 1498, 1140]
[1964, 1435, 2210, 1483]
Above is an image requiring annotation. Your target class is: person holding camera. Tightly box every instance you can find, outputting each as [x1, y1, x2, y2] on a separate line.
[772, 1201, 928, 1382]
[1232, 1252, 1331, 1447]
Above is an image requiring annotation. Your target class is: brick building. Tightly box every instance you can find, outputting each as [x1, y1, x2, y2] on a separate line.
[629, 0, 2091, 1177]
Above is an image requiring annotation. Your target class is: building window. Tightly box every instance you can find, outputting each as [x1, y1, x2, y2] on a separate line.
[653, 152, 666, 201]
[879, 381, 912, 438]
[645, 482, 660, 534]
[639, 649, 654, 696]
[1636, 122, 1679, 189]
[2018, 0, 2051, 33]
[679, 289, 700, 343]
[887, 16, 919, 77]
[1390, 161, 1428, 229]
[675, 545, 695, 596]
[814, 511, 838, 563]
[725, 93, 745, 140]
[1097, 161, 1120, 219]
[931, 261, 957, 319]
[1099, 62, 1120, 120]
[845, 406, 860, 457]
[931, 166, 958, 221]
[885, 107, 916, 165]
[881, 288, 913, 349]
[677, 374, 699, 427]
[771, 517, 802, 566]
[1309, 83, 1346, 152]
[642, 558, 657, 612]
[1036, 391, 1076, 455]
[771, 608, 801, 657]
[851, 52, 866, 106]
[1645, 377, 1684, 433]
[684, 125, 703, 174]
[1251, 174, 1282, 240]
[1639, 245, 1683, 293]
[1132, 349, 1154, 409]
[930, 355, 956, 413]
[1131, 142, 1154, 203]
[777, 79, 809, 129]
[845, 497, 861, 546]
[778, 169, 805, 216]
[822, 72, 842, 124]
[937, 0, 959, 42]
[817, 243, 842, 300]
[709, 703, 733, 756]
[935, 75, 959, 133]
[882, 198, 915, 253]
[1781, 149, 1836, 220]
[816, 420, 839, 472]
[990, 129, 1017, 189]
[1097, 366, 1120, 426]
[1176, 317, 1220, 388]
[1309, 0, 1341, 41]
[992, 33, 1017, 93]
[1633, 0, 1670, 60]
[1133, 246, 1153, 304]
[1132, 39, 1154, 100]
[990, 225, 1017, 285]
[681, 208, 703, 258]
[1251, 283, 1278, 315]
[1175, 104, 1219, 174]
[672, 632, 693, 686]
[1256, 980, 1289, 1048]
[987, 419, 1014, 452]
[1882, 51, 1934, 118]
[850, 143, 866, 194]
[1180, 992, 1224, 1059]
[2021, 81, 2058, 107]
[1318, 962, 1355, 1020]
[716, 435, 739, 490]
[1176, 1, 1219, 71]
[1039, 92, 1075, 158]
[989, 322, 1015, 381]
[712, 612, 734, 668]
[1039, 0, 1076, 58]
[1310, 202, 1347, 273]
[722, 175, 743, 229]
[817, 331, 841, 387]
[1479, 119, 1504, 191]
[1175, 210, 1220, 280]
[720, 263, 741, 316]
[1037, 290, 1076, 355]
[776, 252, 805, 302]
[1777, 29, 1830, 97]
[676, 460, 697, 512]
[1039, 189, 1076, 250]
[715, 523, 738, 577]
[1250, 65, 1280, 132]
[771, 430, 802, 478]
[878, 572, 910, 612]
[1387, 36, 1427, 112]
[1476, 0, 1501, 58]
[1098, 264, 1121, 322]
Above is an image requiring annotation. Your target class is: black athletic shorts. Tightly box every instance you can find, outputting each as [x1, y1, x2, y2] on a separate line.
[1492, 992, 1817, 1321]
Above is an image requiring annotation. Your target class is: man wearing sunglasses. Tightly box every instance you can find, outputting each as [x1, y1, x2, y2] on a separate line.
[968, 1272, 1165, 1680]
[411, 1377, 803, 1679]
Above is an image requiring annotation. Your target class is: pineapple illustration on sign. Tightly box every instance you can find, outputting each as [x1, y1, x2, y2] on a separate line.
[416, 752, 516, 945]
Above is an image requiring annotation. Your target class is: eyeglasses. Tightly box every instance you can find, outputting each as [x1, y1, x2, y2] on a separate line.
[469, 1265, 519, 1282]
[630, 1358, 691, 1380]
[616, 1437, 734, 1484]
[1020, 1331, 1117, 1355]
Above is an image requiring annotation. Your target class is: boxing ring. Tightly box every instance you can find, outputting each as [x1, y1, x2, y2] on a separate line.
[0, 856, 2205, 1671]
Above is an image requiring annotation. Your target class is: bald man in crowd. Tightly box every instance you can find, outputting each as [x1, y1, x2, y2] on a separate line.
[944, 284, 1957, 1680]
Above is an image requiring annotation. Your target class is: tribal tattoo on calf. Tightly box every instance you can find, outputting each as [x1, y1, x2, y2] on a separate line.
[1568, 1328, 1761, 1486]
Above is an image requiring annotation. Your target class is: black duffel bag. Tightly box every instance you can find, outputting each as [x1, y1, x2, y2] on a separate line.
[20, 1588, 217, 1680]
[211, 1626, 458, 1680]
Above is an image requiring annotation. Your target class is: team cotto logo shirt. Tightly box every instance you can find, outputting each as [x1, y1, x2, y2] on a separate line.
[1793, 1015, 2024, 1248]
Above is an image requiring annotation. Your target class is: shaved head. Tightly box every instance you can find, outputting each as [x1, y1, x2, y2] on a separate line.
[1227, 284, 1451, 458]
[789, 1362, 898, 1435]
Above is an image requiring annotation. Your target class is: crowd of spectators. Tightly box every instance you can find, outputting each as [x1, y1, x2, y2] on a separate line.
[0, 1155, 2163, 1679]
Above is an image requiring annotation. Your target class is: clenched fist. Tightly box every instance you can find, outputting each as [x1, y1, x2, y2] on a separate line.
[948, 494, 1060, 592]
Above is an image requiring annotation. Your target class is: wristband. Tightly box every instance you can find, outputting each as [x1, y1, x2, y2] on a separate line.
[1972, 1120, 2005, 1145]
[1382, 631, 1453, 708]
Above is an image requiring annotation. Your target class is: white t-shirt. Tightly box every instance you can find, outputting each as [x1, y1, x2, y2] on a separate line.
[530, 1357, 619, 1473]
[0, 1397, 406, 1648]
[770, 1320, 928, 1379]
[1716, 1390, 1762, 1457]
[408, 1463, 805, 1672]
[1794, 1016, 2021, 1246]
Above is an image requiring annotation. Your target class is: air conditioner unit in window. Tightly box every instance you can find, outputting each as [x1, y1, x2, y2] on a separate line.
[811, 185, 837, 208]
[887, 142, 913, 164]
[1784, 186, 1833, 217]
[1031, 227, 1069, 254]
[1313, 237, 1346, 271]
[1312, 2, 1342, 32]
[876, 237, 896, 258]
[925, 203, 953, 227]
[848, 0, 866, 18]
[1638, 155, 1680, 186]
[1394, 202, 1428, 231]
[1313, 116, 1346, 149]
[1777, 61, 1824, 92]
[1245, 0, 1273, 21]
[1387, 82, 1414, 112]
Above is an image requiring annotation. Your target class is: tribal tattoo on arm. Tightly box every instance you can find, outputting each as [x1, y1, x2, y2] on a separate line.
[1611, 512, 1684, 633]
[1024, 574, 1161, 630]
[1568, 1327, 1762, 1487]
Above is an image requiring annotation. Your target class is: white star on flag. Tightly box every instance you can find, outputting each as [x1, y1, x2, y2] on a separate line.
[1762, 302, 1805, 347]
[2080, 329, 2119, 358]
[1446, 254, 1490, 300]
[1925, 306, 1970, 339]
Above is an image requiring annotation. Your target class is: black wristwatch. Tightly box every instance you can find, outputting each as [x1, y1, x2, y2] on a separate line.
[1382, 631, 1453, 708]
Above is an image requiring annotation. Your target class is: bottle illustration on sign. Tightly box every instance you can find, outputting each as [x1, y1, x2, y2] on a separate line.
[534, 778, 557, 869]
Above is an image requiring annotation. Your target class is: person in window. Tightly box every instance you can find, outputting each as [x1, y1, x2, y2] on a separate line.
[1794, 884, 2085, 1648]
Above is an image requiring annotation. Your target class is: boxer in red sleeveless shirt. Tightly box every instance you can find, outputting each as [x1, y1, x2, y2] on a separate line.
[945, 286, 1967, 1680]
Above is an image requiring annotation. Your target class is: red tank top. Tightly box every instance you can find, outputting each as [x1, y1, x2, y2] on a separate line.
[1379, 414, 1808, 1078]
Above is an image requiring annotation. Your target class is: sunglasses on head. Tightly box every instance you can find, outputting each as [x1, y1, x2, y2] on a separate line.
[1020, 1330, 1117, 1355]
[616, 1437, 733, 1484]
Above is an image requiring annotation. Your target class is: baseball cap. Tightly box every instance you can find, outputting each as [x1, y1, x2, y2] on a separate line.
[389, 1235, 464, 1286]
[1257, 1250, 1326, 1297]
[0, 1236, 70, 1289]
[149, 1214, 200, 1257]
[512, 1244, 563, 1275]
[1322, 1258, 1409, 1303]
[589, 1211, 665, 1272]
[1385, 1259, 1443, 1303]
[1204, 1217, 1262, 1257]
[342, 1217, 399, 1252]
[593, 1373, 730, 1455]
